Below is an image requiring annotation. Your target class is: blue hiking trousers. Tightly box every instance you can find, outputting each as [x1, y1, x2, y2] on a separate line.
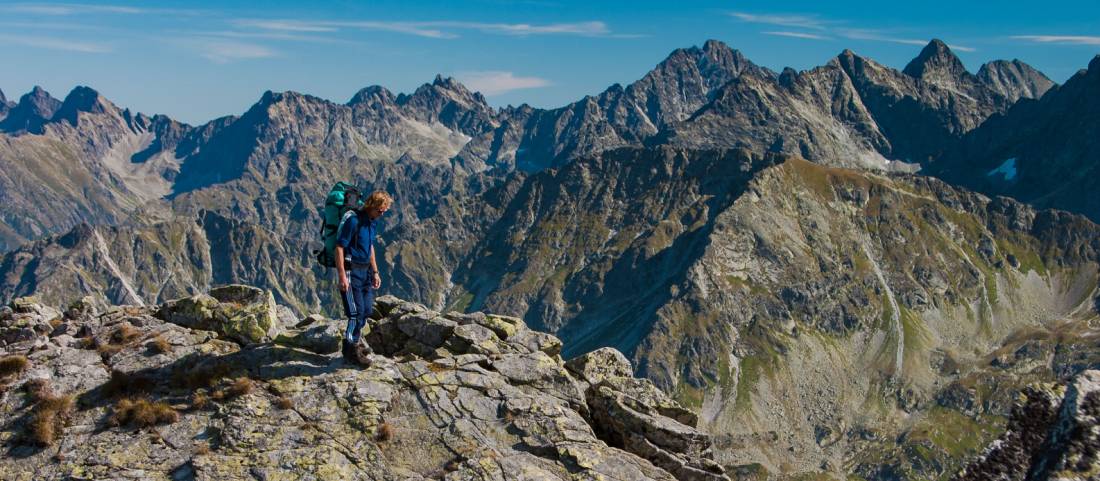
[339, 268, 375, 343]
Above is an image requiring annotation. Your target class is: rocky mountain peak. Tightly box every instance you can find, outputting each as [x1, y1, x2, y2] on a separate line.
[0, 88, 8, 105]
[903, 38, 968, 80]
[53, 86, 119, 125]
[0, 86, 62, 133]
[347, 85, 396, 107]
[976, 59, 1055, 102]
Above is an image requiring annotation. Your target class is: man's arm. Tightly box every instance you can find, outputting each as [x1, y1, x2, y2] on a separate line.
[336, 246, 349, 292]
[369, 249, 380, 289]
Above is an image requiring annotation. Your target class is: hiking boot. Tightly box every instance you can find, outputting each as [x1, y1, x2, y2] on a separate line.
[351, 339, 372, 367]
[341, 339, 353, 361]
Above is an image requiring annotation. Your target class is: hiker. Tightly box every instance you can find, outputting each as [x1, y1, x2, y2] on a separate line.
[335, 190, 392, 363]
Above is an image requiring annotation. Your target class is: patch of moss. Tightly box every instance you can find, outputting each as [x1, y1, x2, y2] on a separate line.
[725, 275, 768, 296]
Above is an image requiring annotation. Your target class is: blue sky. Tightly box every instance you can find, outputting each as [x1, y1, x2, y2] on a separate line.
[1, 0, 1098, 125]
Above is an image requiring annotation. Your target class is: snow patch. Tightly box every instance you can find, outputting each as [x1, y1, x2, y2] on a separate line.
[986, 158, 1017, 181]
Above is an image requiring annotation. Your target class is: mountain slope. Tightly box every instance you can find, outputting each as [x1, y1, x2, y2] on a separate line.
[431, 147, 1099, 477]
[0, 86, 187, 252]
[931, 55, 1100, 223]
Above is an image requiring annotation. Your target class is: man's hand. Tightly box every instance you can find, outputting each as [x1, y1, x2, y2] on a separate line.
[372, 272, 381, 289]
[339, 273, 350, 293]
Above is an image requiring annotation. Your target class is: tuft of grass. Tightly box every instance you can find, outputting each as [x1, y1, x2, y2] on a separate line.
[48, 317, 63, 330]
[0, 355, 29, 379]
[109, 398, 179, 428]
[24, 378, 49, 398]
[376, 421, 395, 442]
[176, 363, 231, 389]
[191, 391, 210, 410]
[194, 441, 211, 455]
[110, 324, 141, 344]
[103, 369, 155, 398]
[275, 396, 293, 410]
[225, 378, 253, 398]
[28, 387, 75, 446]
[148, 336, 172, 354]
[211, 377, 254, 402]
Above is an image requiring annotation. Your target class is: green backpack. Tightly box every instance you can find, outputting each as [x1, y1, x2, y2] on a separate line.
[314, 182, 364, 268]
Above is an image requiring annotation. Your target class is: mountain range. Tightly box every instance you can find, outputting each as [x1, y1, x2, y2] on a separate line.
[2, 39, 1099, 480]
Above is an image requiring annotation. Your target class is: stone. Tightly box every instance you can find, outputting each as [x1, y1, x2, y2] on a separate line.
[509, 329, 563, 357]
[11, 296, 41, 314]
[274, 322, 344, 354]
[396, 312, 456, 348]
[565, 347, 634, 383]
[157, 286, 281, 345]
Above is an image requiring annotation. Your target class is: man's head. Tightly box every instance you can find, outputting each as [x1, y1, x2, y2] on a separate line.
[361, 191, 393, 220]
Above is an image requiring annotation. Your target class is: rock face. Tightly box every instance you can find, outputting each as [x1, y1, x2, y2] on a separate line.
[0, 291, 726, 480]
[956, 370, 1100, 481]
[157, 284, 281, 345]
[931, 55, 1100, 223]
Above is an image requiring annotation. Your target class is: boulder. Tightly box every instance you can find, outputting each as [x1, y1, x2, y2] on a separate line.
[275, 322, 344, 355]
[566, 347, 634, 383]
[157, 285, 281, 345]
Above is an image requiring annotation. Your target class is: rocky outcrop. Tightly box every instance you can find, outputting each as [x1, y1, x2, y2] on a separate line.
[157, 285, 281, 345]
[956, 370, 1100, 481]
[0, 290, 726, 480]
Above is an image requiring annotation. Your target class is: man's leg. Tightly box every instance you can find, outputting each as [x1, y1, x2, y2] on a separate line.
[341, 271, 359, 344]
[348, 269, 369, 343]
[337, 270, 357, 358]
[353, 284, 376, 348]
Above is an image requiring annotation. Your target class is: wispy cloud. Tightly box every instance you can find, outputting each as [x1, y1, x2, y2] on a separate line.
[839, 29, 976, 52]
[456, 71, 551, 95]
[234, 19, 620, 39]
[729, 12, 829, 30]
[732, 12, 975, 52]
[1011, 35, 1100, 45]
[184, 39, 278, 63]
[189, 30, 354, 44]
[0, 33, 110, 53]
[233, 20, 338, 33]
[763, 31, 831, 41]
[441, 21, 610, 36]
[5, 3, 142, 15]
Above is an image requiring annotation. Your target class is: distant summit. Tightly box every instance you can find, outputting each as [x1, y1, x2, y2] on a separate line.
[0, 86, 61, 133]
[903, 38, 968, 80]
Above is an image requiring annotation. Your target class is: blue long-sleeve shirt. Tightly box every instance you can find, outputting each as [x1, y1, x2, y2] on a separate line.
[336, 212, 379, 266]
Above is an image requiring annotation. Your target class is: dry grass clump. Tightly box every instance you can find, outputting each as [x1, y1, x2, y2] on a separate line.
[48, 317, 63, 329]
[194, 441, 211, 455]
[109, 398, 179, 428]
[110, 324, 141, 344]
[0, 355, 29, 379]
[209, 377, 253, 402]
[224, 377, 253, 398]
[28, 387, 75, 446]
[274, 396, 294, 410]
[191, 391, 210, 410]
[427, 361, 456, 373]
[176, 363, 232, 389]
[94, 323, 144, 360]
[376, 421, 395, 442]
[103, 369, 155, 398]
[24, 378, 49, 397]
[148, 335, 172, 354]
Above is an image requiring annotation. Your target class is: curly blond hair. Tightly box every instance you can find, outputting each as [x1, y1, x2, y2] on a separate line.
[362, 191, 393, 211]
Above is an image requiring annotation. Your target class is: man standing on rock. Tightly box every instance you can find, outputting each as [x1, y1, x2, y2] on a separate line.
[335, 190, 392, 364]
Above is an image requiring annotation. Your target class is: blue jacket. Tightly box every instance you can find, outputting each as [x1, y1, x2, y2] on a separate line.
[336, 212, 379, 266]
